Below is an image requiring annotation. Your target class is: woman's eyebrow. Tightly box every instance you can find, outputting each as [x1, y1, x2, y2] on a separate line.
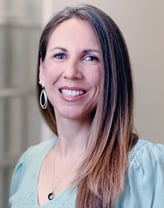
[50, 47, 101, 54]
[50, 47, 67, 52]
[83, 49, 101, 54]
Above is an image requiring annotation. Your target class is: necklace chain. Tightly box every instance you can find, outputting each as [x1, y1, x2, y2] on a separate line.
[46, 143, 84, 201]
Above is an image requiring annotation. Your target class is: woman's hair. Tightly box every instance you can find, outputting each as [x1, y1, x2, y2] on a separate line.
[36, 4, 138, 208]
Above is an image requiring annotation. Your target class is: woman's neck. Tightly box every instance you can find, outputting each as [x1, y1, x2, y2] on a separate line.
[55, 116, 91, 158]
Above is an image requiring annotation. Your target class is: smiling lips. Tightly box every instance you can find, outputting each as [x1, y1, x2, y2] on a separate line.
[59, 87, 86, 98]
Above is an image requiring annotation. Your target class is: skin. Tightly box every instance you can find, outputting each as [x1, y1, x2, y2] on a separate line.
[38, 18, 103, 206]
[40, 18, 102, 121]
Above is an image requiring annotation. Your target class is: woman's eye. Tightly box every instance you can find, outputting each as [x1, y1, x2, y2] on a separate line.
[53, 53, 66, 60]
[84, 55, 99, 62]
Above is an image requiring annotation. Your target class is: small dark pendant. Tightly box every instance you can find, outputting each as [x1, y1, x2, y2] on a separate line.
[48, 192, 55, 200]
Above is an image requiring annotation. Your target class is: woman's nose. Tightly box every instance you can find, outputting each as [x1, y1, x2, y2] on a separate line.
[63, 59, 83, 80]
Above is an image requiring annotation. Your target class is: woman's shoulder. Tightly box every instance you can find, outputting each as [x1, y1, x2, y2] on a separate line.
[128, 139, 164, 188]
[9, 138, 57, 197]
[12, 137, 57, 176]
[129, 139, 164, 168]
[21, 137, 57, 161]
[115, 139, 164, 208]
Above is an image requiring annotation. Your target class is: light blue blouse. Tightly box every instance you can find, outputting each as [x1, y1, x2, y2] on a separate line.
[9, 138, 164, 208]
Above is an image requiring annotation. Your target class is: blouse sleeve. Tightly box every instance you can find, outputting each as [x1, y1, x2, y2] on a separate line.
[9, 147, 33, 197]
[115, 140, 164, 208]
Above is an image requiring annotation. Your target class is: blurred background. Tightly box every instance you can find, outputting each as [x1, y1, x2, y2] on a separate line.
[0, 0, 163, 207]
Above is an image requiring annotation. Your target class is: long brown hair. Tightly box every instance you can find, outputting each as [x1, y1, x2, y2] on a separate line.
[36, 5, 138, 207]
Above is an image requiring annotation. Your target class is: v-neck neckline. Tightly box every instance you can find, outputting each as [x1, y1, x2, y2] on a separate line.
[34, 138, 57, 207]
[33, 138, 76, 208]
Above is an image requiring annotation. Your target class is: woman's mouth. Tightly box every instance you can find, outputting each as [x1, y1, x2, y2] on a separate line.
[59, 88, 86, 97]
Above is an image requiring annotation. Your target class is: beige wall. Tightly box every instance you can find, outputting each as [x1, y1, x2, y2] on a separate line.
[41, 0, 164, 143]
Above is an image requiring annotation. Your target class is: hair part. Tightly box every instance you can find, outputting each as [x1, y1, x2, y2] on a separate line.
[36, 4, 138, 207]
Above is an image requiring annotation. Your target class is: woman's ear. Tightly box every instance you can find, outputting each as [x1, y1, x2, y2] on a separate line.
[39, 59, 45, 87]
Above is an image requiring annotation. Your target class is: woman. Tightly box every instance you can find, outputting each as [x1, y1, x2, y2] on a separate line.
[9, 5, 164, 208]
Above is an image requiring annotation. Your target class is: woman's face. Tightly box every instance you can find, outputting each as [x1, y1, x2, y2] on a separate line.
[39, 18, 103, 121]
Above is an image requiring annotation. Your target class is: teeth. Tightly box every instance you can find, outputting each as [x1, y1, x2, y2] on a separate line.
[60, 89, 85, 97]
